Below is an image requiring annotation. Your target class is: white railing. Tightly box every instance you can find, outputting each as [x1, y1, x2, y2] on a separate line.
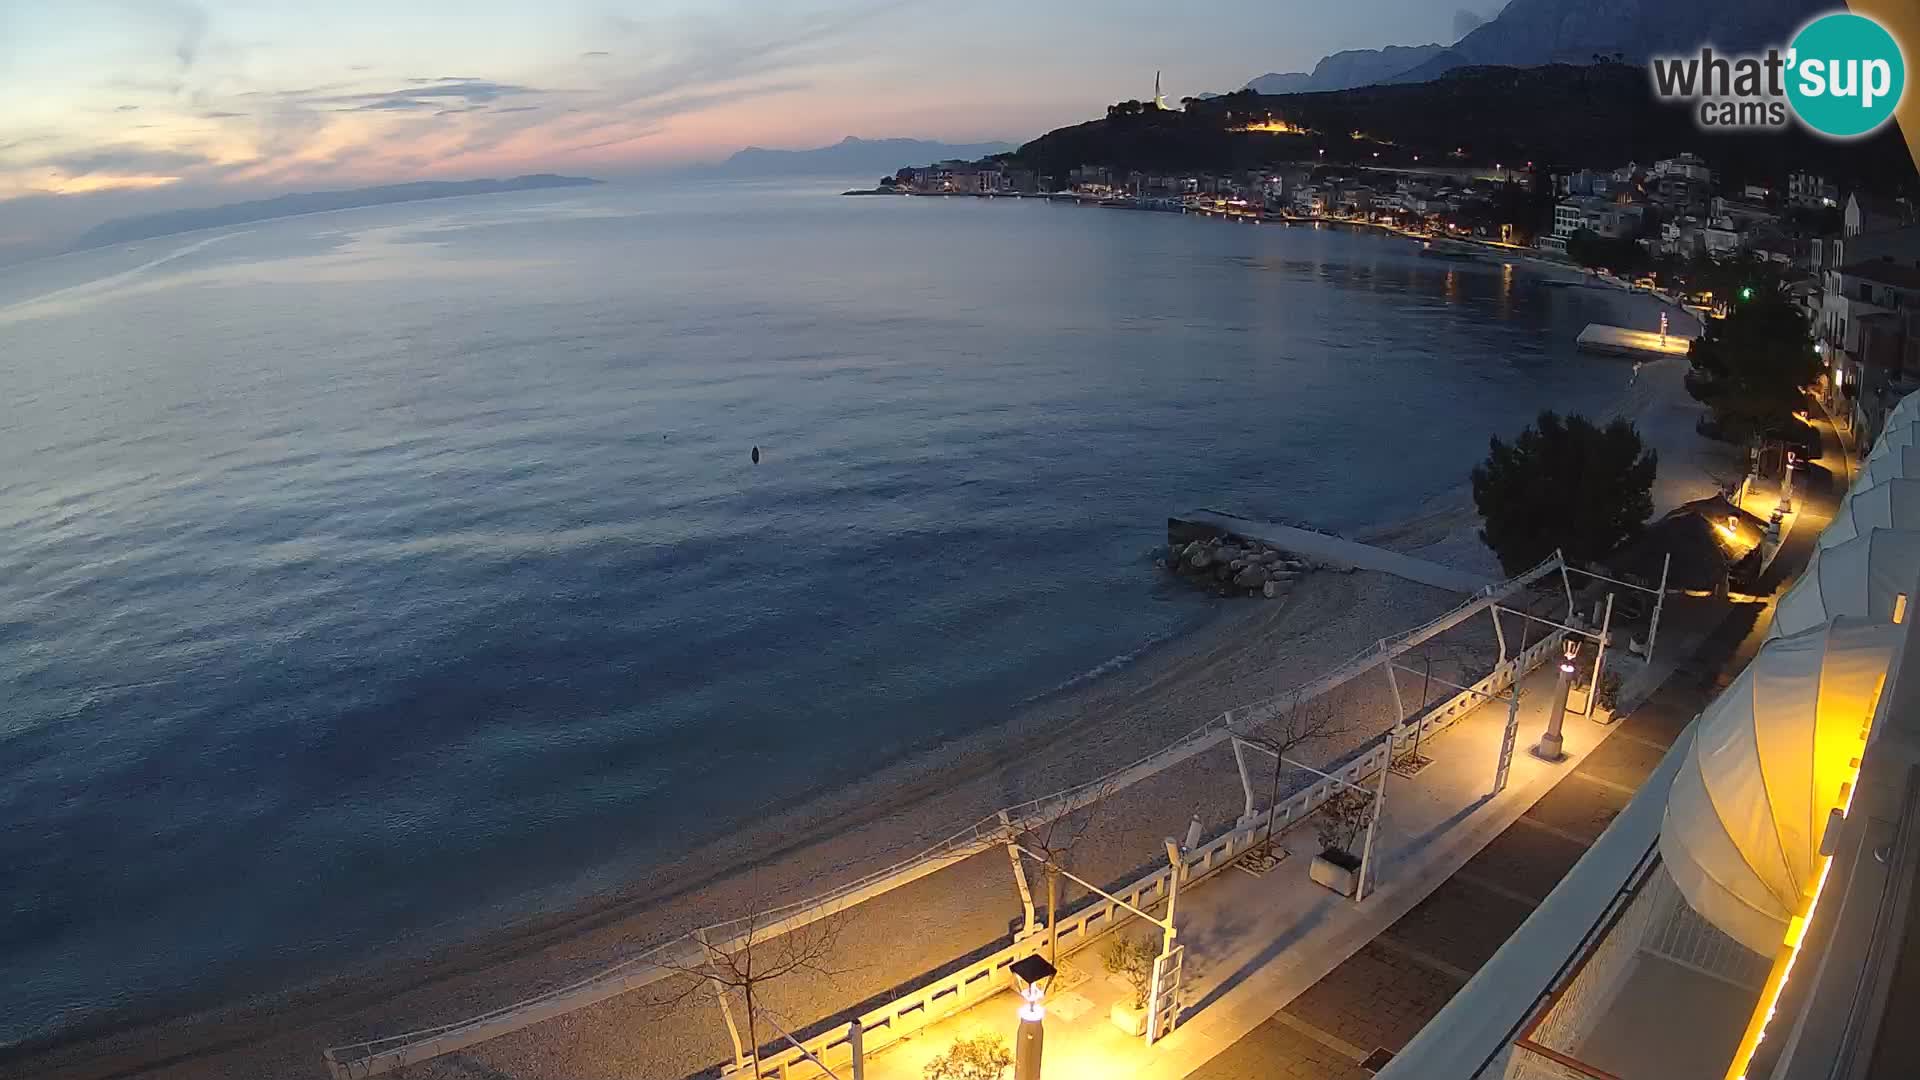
[326, 554, 1569, 1079]
[739, 626, 1572, 1080]
[1506, 861, 1763, 1080]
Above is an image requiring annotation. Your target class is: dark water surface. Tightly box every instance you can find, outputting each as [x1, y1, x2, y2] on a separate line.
[0, 181, 1635, 1044]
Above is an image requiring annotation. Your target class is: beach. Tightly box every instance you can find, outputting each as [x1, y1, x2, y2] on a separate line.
[0, 266, 1720, 1080]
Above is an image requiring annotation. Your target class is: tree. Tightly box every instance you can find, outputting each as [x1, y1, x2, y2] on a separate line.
[1015, 774, 1121, 971]
[1565, 228, 1603, 269]
[1470, 411, 1658, 575]
[1684, 289, 1820, 442]
[1232, 688, 1359, 859]
[661, 907, 850, 1078]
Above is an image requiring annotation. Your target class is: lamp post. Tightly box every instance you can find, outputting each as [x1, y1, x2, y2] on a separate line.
[1536, 639, 1579, 761]
[1010, 954, 1056, 1080]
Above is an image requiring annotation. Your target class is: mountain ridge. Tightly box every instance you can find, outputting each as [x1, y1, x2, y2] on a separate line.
[702, 136, 1017, 177]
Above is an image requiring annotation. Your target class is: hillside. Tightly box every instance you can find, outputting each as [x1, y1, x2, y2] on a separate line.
[1015, 64, 1916, 196]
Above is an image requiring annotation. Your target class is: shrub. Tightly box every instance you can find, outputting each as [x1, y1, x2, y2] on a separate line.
[1102, 934, 1159, 1010]
[1315, 787, 1374, 862]
[924, 1036, 1012, 1080]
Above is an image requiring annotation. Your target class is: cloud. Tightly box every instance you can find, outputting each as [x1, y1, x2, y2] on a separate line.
[116, 105, 141, 112]
[41, 146, 214, 177]
[303, 78, 547, 112]
[581, 51, 611, 59]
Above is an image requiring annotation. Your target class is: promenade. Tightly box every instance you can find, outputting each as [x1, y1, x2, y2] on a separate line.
[850, 657, 1615, 1080]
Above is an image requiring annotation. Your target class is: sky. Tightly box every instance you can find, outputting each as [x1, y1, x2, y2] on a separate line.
[0, 0, 1498, 259]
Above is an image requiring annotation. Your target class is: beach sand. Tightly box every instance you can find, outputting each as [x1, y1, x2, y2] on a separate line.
[3, 282, 1717, 1080]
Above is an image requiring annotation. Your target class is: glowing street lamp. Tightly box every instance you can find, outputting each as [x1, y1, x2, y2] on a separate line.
[1009, 954, 1056, 1080]
[1536, 639, 1580, 761]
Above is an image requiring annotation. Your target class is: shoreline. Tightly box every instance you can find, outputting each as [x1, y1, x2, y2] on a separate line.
[6, 250, 1716, 1080]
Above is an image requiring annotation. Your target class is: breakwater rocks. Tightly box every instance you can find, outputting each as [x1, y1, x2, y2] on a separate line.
[1162, 535, 1315, 598]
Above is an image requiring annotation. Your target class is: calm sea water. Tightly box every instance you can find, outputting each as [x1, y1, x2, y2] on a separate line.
[0, 181, 1639, 1045]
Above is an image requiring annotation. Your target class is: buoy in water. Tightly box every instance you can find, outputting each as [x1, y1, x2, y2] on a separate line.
[751, 446, 760, 464]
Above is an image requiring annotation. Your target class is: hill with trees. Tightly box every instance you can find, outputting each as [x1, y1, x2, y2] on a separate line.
[1013, 63, 1915, 198]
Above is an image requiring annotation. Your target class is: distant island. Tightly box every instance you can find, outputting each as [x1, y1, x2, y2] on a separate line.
[73, 174, 603, 251]
[697, 136, 1016, 178]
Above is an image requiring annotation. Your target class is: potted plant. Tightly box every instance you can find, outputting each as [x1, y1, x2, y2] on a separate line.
[1309, 788, 1373, 897]
[1102, 934, 1158, 1036]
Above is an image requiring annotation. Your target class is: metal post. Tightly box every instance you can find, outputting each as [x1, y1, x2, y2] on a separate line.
[699, 930, 747, 1071]
[999, 811, 1037, 937]
[1585, 593, 1615, 718]
[1494, 691, 1521, 794]
[1355, 732, 1391, 901]
[849, 1020, 865, 1080]
[1382, 640, 1404, 726]
[1162, 838, 1183, 953]
[1231, 737, 1257, 825]
[1015, 1009, 1044, 1080]
[1491, 604, 1508, 663]
[1557, 549, 1576, 620]
[1645, 553, 1671, 664]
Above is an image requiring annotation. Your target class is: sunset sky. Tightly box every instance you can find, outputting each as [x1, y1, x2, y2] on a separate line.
[0, 0, 1490, 258]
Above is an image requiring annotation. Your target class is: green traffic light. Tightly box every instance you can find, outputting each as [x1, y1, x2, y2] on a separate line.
[1739, 286, 1754, 301]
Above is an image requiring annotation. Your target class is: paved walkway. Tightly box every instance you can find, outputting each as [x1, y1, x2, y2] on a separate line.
[849, 658, 1619, 1080]
[1178, 511, 1496, 594]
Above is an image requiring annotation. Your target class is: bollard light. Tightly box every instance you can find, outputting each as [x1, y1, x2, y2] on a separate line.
[1009, 954, 1055, 1080]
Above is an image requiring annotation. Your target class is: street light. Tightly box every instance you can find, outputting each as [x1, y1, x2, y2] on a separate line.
[1536, 639, 1580, 762]
[1010, 954, 1056, 1080]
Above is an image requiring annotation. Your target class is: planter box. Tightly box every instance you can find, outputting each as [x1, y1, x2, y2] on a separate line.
[1310, 853, 1358, 897]
[1110, 1001, 1148, 1036]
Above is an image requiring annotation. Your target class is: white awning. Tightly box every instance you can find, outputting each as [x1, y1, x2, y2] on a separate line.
[1851, 444, 1920, 494]
[1661, 619, 1898, 954]
[1880, 390, 1920, 432]
[1771, 528, 1920, 638]
[1821, 477, 1920, 550]
[1871, 417, 1920, 463]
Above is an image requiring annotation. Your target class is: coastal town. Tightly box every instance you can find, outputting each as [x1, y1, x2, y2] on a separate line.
[876, 140, 1920, 450]
[14, 3, 1920, 1080]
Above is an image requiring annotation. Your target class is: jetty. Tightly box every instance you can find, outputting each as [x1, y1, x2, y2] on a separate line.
[1169, 509, 1497, 594]
[1575, 323, 1695, 359]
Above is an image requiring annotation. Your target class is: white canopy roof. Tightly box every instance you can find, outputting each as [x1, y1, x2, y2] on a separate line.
[1821, 477, 1920, 550]
[1662, 619, 1898, 954]
[1871, 417, 1920, 462]
[1771, 528, 1920, 639]
[1850, 443, 1920, 495]
[1880, 390, 1920, 432]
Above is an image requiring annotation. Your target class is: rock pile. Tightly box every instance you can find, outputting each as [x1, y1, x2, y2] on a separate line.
[1164, 535, 1313, 598]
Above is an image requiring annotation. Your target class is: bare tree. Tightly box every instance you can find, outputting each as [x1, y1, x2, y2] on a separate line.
[1014, 773, 1122, 970]
[1232, 688, 1360, 857]
[659, 906, 851, 1079]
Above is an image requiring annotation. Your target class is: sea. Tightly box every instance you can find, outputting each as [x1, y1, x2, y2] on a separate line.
[0, 179, 1643, 1047]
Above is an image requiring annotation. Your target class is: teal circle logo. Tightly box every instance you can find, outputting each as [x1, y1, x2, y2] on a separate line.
[1787, 13, 1906, 138]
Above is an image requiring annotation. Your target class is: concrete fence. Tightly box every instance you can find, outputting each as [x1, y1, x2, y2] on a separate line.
[735, 629, 1571, 1080]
